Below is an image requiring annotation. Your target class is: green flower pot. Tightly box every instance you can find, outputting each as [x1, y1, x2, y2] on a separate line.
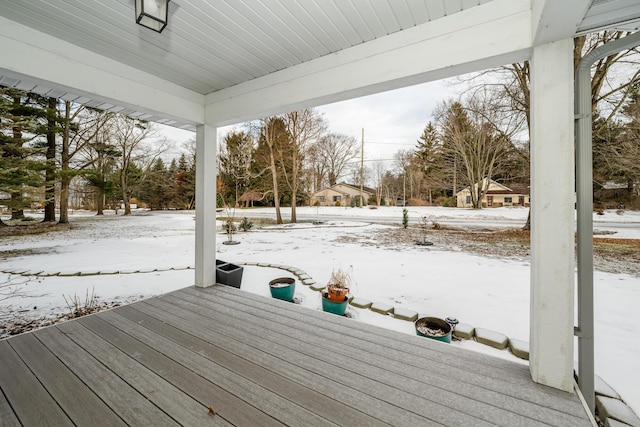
[321, 293, 348, 315]
[415, 317, 452, 343]
[269, 277, 295, 302]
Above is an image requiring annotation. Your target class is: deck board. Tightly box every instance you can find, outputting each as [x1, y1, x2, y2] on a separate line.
[9, 333, 126, 426]
[110, 306, 387, 427]
[165, 288, 584, 426]
[179, 286, 588, 418]
[0, 284, 591, 426]
[34, 326, 181, 427]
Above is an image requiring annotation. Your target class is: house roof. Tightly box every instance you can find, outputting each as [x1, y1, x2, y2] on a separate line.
[335, 183, 376, 195]
[238, 190, 263, 202]
[1, 1, 639, 129]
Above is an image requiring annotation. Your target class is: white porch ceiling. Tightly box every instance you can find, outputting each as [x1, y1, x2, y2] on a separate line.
[0, 0, 639, 129]
[0, 0, 495, 95]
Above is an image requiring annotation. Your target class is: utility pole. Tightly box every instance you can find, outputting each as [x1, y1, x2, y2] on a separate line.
[359, 128, 364, 208]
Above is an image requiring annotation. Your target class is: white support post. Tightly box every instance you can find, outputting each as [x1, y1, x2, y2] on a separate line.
[194, 124, 217, 288]
[529, 38, 575, 392]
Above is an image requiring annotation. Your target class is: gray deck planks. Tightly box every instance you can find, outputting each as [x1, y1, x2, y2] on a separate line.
[82, 311, 291, 427]
[185, 285, 586, 415]
[125, 300, 433, 426]
[0, 340, 74, 427]
[0, 388, 20, 427]
[159, 289, 587, 427]
[8, 333, 126, 427]
[55, 320, 230, 426]
[141, 295, 498, 426]
[107, 306, 388, 427]
[0, 284, 591, 427]
[165, 289, 586, 426]
[118, 303, 407, 426]
[34, 326, 180, 427]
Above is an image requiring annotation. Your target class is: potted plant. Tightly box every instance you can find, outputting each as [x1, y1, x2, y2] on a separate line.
[414, 316, 452, 343]
[269, 277, 295, 302]
[321, 268, 351, 315]
[325, 268, 351, 302]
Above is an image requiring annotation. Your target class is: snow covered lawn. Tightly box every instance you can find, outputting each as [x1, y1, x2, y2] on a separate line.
[1, 206, 639, 415]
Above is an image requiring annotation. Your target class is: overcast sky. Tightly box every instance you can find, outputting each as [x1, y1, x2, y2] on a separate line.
[159, 78, 460, 168]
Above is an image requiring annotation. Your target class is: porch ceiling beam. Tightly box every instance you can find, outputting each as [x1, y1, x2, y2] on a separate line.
[0, 16, 205, 126]
[205, 0, 532, 126]
[531, 0, 592, 46]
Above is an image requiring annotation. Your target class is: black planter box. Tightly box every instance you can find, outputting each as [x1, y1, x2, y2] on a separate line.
[216, 262, 243, 288]
[215, 259, 227, 284]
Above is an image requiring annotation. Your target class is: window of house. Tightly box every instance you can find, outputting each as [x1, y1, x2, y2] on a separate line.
[317, 196, 325, 202]
[504, 197, 513, 203]
[333, 195, 341, 202]
[466, 196, 471, 204]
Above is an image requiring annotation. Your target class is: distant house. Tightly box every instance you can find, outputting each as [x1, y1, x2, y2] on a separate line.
[310, 183, 375, 207]
[594, 181, 629, 206]
[456, 179, 530, 208]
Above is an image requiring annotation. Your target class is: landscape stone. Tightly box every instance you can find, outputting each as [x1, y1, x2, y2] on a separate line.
[393, 307, 418, 322]
[370, 302, 394, 315]
[605, 418, 631, 427]
[309, 282, 325, 291]
[349, 298, 372, 308]
[301, 278, 315, 286]
[597, 395, 640, 426]
[596, 375, 621, 400]
[298, 274, 311, 280]
[508, 338, 530, 360]
[453, 323, 475, 339]
[475, 328, 509, 350]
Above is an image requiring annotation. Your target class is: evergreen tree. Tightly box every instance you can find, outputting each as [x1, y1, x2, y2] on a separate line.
[0, 87, 48, 223]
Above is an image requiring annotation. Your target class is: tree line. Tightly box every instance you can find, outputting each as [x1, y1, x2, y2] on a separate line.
[0, 89, 196, 225]
[2, 31, 639, 226]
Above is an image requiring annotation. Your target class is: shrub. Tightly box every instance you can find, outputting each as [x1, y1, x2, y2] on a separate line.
[239, 217, 253, 231]
[223, 220, 236, 235]
[402, 208, 409, 229]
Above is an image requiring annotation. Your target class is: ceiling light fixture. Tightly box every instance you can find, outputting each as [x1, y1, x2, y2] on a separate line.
[135, 0, 170, 33]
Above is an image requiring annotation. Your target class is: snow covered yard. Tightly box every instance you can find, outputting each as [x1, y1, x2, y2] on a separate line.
[1, 206, 639, 415]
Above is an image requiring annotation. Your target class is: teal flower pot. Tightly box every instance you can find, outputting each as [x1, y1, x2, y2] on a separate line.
[322, 293, 348, 315]
[415, 317, 452, 343]
[269, 277, 295, 302]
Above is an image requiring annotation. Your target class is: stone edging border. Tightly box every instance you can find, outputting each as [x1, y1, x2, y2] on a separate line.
[237, 262, 529, 358]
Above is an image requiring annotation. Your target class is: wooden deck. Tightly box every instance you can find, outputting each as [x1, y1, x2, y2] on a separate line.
[0, 285, 590, 426]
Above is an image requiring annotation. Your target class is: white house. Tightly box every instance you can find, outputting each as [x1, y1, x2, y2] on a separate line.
[311, 183, 374, 207]
[456, 179, 530, 208]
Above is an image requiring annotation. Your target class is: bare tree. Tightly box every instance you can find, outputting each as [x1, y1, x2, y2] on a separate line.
[371, 159, 387, 206]
[314, 132, 359, 186]
[437, 90, 517, 208]
[458, 30, 640, 225]
[281, 109, 326, 222]
[259, 116, 288, 224]
[111, 116, 160, 215]
[59, 106, 115, 223]
[393, 149, 415, 205]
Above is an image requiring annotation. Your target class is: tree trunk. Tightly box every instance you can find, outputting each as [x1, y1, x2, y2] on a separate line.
[291, 181, 297, 223]
[522, 209, 531, 231]
[43, 97, 57, 222]
[11, 207, 24, 220]
[58, 101, 72, 224]
[96, 192, 104, 215]
[269, 147, 282, 224]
